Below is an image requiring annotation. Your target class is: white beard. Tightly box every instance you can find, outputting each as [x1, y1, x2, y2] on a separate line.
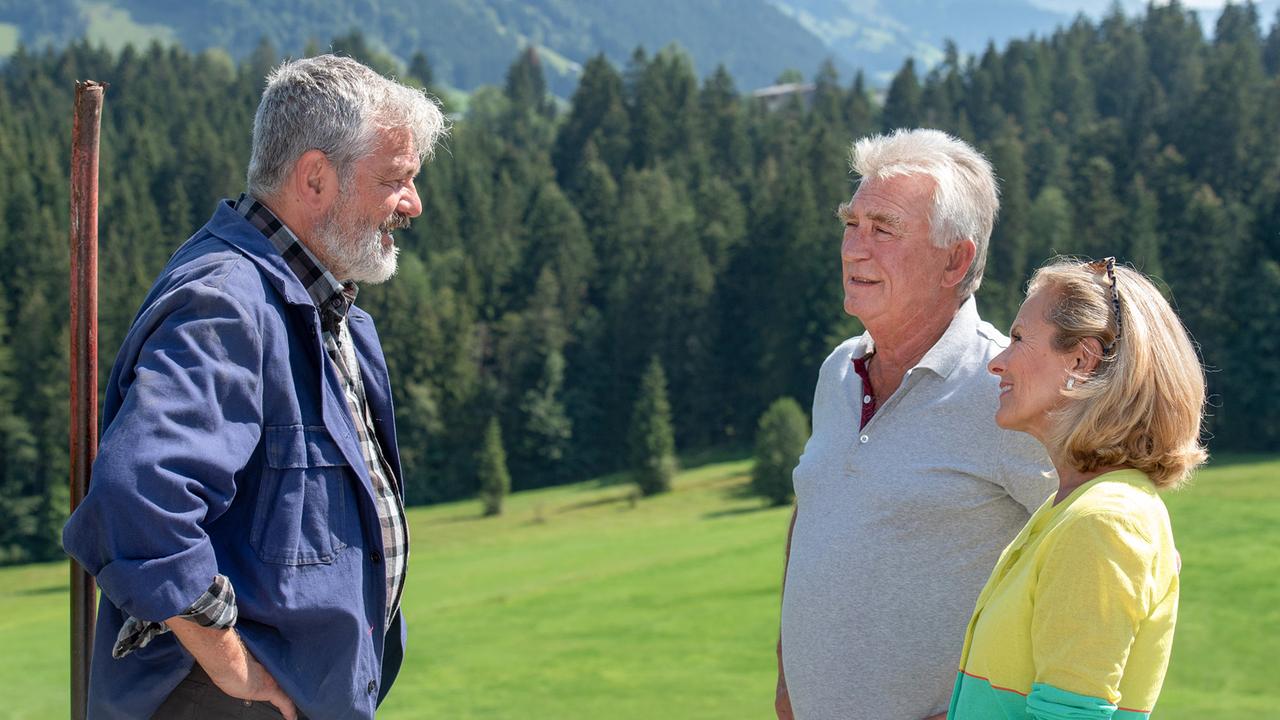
[314, 197, 401, 284]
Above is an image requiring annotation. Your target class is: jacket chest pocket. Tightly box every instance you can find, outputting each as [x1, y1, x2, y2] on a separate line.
[251, 425, 351, 565]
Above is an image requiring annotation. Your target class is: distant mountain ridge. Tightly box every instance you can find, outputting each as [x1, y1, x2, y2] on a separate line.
[0, 0, 851, 95]
[5, 0, 1253, 93]
[767, 0, 1071, 80]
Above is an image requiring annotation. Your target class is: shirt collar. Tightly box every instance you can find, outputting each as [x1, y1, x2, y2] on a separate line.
[915, 295, 979, 379]
[232, 193, 356, 322]
[851, 295, 980, 381]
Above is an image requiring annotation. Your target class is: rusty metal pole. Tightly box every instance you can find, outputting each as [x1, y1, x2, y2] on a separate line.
[69, 79, 106, 720]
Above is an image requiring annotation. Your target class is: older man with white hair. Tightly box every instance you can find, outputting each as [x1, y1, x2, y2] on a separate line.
[774, 129, 1055, 720]
[64, 55, 447, 720]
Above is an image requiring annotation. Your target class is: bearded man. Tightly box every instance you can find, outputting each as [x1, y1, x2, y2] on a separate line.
[63, 54, 447, 720]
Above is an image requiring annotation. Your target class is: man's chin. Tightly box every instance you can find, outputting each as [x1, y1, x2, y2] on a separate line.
[353, 250, 399, 285]
[349, 261, 397, 285]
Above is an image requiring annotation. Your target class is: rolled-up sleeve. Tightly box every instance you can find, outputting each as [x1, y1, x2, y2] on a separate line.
[63, 274, 263, 622]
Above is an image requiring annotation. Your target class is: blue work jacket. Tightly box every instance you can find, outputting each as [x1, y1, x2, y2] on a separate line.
[63, 201, 408, 720]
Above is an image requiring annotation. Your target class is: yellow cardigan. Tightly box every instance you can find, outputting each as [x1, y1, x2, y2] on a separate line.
[948, 469, 1179, 720]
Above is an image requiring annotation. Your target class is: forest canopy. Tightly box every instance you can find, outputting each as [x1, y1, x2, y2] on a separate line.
[2, 2, 1278, 564]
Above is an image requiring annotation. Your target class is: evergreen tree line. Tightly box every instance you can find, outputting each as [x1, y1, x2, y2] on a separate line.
[2, 1, 1278, 564]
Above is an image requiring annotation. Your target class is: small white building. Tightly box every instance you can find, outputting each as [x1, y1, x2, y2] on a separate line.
[750, 82, 816, 111]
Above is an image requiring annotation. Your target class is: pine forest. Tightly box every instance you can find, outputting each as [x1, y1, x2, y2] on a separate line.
[1, 4, 1279, 564]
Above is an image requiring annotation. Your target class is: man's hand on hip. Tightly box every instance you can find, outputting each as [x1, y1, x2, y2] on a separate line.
[166, 616, 298, 720]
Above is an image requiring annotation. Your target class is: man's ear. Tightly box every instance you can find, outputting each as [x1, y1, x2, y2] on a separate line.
[289, 149, 338, 215]
[941, 239, 977, 290]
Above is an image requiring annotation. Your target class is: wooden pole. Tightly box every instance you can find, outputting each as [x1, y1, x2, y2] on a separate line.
[69, 79, 105, 720]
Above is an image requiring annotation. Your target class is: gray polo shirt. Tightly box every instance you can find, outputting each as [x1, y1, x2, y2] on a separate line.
[781, 297, 1055, 720]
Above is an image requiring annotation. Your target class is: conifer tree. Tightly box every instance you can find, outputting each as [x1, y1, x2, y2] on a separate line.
[843, 71, 876, 137]
[330, 29, 399, 78]
[1225, 258, 1280, 447]
[1265, 8, 1280, 76]
[0, 293, 39, 563]
[500, 47, 557, 148]
[1026, 185, 1072, 267]
[478, 417, 511, 517]
[629, 356, 678, 496]
[2, 14, 1280, 560]
[553, 54, 630, 184]
[881, 58, 922, 131]
[516, 350, 573, 487]
[985, 130, 1032, 326]
[699, 65, 751, 188]
[811, 59, 843, 125]
[1124, 176, 1163, 277]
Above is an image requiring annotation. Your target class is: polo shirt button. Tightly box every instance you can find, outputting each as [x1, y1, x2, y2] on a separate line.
[862, 394, 872, 404]
[371, 551, 382, 564]
[368, 679, 378, 694]
[243, 700, 253, 707]
[860, 434, 869, 443]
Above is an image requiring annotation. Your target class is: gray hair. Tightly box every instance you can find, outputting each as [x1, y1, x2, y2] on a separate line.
[848, 129, 999, 298]
[247, 54, 448, 200]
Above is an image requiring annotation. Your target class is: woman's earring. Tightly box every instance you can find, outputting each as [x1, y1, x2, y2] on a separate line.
[1066, 377, 1075, 390]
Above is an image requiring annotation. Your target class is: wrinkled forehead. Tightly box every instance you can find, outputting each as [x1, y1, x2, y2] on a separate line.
[1014, 286, 1061, 328]
[851, 173, 937, 221]
[361, 126, 421, 173]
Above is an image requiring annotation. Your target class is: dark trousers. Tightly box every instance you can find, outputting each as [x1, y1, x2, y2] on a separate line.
[151, 664, 288, 720]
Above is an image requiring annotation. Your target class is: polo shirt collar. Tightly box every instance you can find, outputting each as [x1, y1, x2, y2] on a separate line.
[916, 295, 980, 380]
[852, 295, 980, 381]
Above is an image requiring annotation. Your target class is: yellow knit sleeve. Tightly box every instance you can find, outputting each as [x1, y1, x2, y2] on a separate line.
[1030, 510, 1157, 703]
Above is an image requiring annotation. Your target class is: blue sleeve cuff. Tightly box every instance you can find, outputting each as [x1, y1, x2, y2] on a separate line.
[111, 574, 237, 659]
[95, 540, 219, 622]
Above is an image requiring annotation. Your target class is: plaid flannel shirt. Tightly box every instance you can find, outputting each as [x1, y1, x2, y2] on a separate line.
[112, 574, 237, 658]
[112, 195, 409, 658]
[235, 194, 408, 627]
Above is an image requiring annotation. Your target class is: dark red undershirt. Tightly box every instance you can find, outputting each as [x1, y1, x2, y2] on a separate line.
[851, 354, 878, 430]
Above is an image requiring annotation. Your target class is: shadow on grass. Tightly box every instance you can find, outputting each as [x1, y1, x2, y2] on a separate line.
[557, 493, 633, 513]
[581, 469, 631, 489]
[10, 584, 68, 596]
[578, 446, 753, 490]
[703, 480, 789, 518]
[681, 445, 752, 469]
[429, 512, 490, 525]
[703, 504, 775, 519]
[722, 481, 773, 501]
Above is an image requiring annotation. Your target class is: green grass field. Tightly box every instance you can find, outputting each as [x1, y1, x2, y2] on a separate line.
[2, 453, 1277, 719]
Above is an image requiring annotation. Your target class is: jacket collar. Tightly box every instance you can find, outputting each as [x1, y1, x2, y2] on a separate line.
[203, 199, 320, 309]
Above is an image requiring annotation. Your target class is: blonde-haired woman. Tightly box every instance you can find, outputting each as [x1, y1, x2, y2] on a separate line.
[948, 258, 1205, 720]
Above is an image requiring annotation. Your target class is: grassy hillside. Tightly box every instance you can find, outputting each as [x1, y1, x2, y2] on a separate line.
[2, 454, 1277, 718]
